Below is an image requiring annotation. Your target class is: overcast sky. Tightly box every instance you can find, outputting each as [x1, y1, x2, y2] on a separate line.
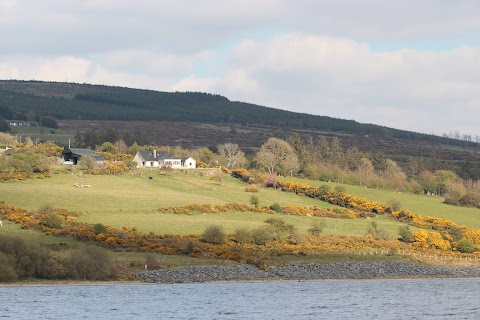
[1, 0, 479, 137]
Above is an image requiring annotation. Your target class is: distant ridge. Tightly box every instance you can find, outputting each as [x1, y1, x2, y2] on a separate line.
[0, 79, 476, 147]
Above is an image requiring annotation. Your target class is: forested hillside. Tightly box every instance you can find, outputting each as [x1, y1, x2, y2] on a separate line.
[0, 80, 476, 146]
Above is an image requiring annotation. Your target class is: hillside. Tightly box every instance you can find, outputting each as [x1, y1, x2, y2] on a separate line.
[0, 80, 476, 144]
[1, 80, 480, 179]
[1, 169, 479, 273]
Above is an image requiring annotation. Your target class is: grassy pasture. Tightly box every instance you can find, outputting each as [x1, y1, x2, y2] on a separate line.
[285, 177, 480, 229]
[1, 170, 409, 237]
[3, 170, 480, 272]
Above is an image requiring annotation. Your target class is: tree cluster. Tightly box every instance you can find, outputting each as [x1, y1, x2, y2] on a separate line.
[0, 234, 116, 282]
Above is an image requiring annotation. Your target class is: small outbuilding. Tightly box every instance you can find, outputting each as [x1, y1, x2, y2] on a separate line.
[62, 147, 104, 165]
[182, 157, 196, 169]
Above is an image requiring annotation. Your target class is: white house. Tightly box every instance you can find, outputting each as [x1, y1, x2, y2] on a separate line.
[133, 150, 196, 169]
[182, 157, 196, 169]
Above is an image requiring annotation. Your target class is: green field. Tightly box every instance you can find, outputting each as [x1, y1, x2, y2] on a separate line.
[285, 177, 480, 229]
[1, 169, 414, 237]
[2, 169, 480, 274]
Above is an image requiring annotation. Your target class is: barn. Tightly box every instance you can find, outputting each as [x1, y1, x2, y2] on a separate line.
[62, 148, 104, 165]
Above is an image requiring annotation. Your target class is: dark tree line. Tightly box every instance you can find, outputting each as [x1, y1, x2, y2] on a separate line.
[74, 128, 150, 148]
[2, 81, 478, 149]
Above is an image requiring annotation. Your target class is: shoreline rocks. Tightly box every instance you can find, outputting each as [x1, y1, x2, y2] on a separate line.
[135, 262, 480, 284]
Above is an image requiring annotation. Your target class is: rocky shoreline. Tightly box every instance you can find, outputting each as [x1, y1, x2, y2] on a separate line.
[135, 262, 480, 284]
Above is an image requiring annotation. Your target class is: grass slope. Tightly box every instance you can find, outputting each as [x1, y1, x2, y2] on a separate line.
[1, 170, 408, 237]
[286, 177, 480, 229]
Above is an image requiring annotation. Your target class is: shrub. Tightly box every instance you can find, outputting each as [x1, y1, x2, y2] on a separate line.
[67, 245, 116, 280]
[458, 193, 480, 208]
[145, 254, 164, 270]
[233, 228, 253, 244]
[316, 185, 332, 196]
[250, 195, 259, 208]
[0, 252, 18, 282]
[252, 225, 276, 245]
[245, 186, 259, 193]
[457, 240, 476, 253]
[182, 240, 196, 255]
[269, 202, 282, 213]
[124, 159, 138, 169]
[265, 218, 295, 234]
[201, 225, 226, 244]
[38, 204, 54, 215]
[334, 186, 346, 194]
[308, 220, 326, 236]
[387, 199, 402, 212]
[366, 221, 390, 240]
[41, 214, 63, 229]
[398, 226, 414, 243]
[93, 223, 107, 235]
[288, 231, 306, 245]
[78, 155, 97, 170]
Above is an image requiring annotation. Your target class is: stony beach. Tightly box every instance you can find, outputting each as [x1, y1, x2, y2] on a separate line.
[135, 262, 480, 283]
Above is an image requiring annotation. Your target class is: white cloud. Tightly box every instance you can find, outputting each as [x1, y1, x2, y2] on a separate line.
[1, 1, 480, 136]
[181, 34, 480, 135]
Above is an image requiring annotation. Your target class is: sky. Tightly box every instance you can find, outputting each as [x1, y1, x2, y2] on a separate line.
[1, 0, 480, 137]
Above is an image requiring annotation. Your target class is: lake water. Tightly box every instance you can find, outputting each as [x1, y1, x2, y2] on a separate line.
[1, 279, 480, 319]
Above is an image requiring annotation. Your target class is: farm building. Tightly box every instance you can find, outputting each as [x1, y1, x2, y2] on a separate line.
[62, 147, 104, 165]
[6, 120, 39, 127]
[0, 147, 17, 156]
[133, 150, 196, 169]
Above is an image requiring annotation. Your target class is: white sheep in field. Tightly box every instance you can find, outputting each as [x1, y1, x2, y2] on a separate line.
[0, 220, 3, 227]
[84, 185, 92, 188]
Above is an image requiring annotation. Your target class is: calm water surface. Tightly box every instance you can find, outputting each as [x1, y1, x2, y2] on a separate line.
[1, 279, 479, 319]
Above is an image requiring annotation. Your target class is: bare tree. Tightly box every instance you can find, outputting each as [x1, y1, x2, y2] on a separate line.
[217, 143, 246, 169]
[256, 149, 277, 174]
[255, 137, 299, 175]
[283, 153, 300, 177]
[357, 157, 375, 187]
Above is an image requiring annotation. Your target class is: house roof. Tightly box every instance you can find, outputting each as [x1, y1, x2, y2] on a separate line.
[63, 148, 104, 160]
[137, 150, 174, 161]
[1, 148, 18, 156]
